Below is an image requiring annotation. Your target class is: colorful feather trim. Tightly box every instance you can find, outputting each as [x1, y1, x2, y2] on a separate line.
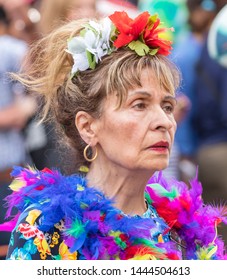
[147, 171, 227, 259]
[3, 166, 227, 260]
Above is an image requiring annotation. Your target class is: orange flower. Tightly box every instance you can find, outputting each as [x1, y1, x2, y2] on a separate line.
[109, 11, 150, 48]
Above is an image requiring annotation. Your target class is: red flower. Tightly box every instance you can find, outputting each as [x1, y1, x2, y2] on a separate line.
[109, 11, 150, 48]
[109, 11, 173, 56]
[143, 17, 173, 56]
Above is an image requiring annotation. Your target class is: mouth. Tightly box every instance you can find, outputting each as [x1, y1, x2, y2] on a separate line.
[149, 141, 169, 152]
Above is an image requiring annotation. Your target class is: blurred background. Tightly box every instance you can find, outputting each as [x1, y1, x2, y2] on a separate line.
[0, 0, 227, 258]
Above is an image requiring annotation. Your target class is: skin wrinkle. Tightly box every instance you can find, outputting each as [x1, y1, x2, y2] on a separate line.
[84, 69, 177, 216]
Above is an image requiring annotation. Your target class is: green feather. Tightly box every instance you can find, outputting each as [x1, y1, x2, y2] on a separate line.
[134, 238, 159, 249]
[66, 219, 86, 238]
[147, 183, 178, 199]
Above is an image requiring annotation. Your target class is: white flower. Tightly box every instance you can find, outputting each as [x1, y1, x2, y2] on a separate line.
[72, 52, 89, 73]
[66, 17, 114, 75]
[67, 37, 89, 72]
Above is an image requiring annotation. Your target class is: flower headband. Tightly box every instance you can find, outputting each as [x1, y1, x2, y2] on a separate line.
[66, 11, 174, 76]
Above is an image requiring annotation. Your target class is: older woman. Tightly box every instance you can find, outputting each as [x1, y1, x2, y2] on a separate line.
[4, 11, 227, 260]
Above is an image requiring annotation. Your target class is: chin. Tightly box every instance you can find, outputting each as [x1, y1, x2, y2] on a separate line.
[151, 160, 169, 172]
[132, 158, 169, 172]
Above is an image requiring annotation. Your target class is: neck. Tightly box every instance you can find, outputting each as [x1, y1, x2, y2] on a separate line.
[86, 158, 154, 216]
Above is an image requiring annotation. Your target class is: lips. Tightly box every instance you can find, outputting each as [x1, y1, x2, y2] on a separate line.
[149, 141, 169, 152]
[150, 141, 169, 149]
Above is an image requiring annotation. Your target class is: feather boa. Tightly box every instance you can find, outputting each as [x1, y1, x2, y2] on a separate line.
[3, 166, 227, 260]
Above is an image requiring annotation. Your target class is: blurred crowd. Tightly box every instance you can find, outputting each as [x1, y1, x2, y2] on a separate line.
[0, 0, 227, 258]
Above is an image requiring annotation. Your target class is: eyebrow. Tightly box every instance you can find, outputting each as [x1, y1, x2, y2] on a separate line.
[130, 90, 152, 97]
[163, 95, 177, 104]
[130, 90, 177, 104]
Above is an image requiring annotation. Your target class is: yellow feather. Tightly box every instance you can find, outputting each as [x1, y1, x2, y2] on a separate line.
[197, 245, 217, 260]
[9, 179, 24, 191]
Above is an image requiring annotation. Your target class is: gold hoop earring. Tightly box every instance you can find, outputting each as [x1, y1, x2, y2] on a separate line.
[83, 144, 98, 162]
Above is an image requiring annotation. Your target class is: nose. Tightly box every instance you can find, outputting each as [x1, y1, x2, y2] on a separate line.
[149, 106, 176, 132]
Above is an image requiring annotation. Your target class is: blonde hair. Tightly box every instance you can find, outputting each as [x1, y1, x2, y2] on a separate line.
[15, 18, 181, 168]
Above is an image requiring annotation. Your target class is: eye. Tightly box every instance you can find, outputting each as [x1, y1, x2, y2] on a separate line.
[132, 99, 147, 110]
[162, 103, 175, 114]
[133, 102, 146, 110]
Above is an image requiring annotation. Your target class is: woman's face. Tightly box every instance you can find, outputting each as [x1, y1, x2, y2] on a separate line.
[94, 69, 177, 173]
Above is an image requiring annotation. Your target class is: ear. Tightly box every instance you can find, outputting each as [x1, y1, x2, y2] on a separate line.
[75, 111, 98, 145]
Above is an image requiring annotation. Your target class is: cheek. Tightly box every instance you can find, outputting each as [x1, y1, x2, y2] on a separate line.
[169, 115, 177, 134]
[165, 115, 176, 146]
[107, 119, 139, 142]
[169, 119, 177, 147]
[99, 114, 143, 149]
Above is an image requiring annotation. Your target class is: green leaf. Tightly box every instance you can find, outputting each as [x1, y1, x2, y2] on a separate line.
[80, 28, 87, 37]
[149, 48, 158, 55]
[110, 26, 118, 41]
[86, 50, 96, 69]
[128, 40, 150, 56]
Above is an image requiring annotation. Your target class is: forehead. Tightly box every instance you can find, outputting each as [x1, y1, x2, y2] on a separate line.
[127, 68, 175, 98]
[139, 69, 168, 90]
[128, 71, 176, 100]
[128, 64, 176, 94]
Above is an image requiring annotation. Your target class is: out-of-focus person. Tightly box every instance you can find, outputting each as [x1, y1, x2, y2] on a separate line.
[97, 0, 139, 17]
[38, 0, 98, 35]
[0, 4, 37, 259]
[189, 0, 227, 244]
[0, 0, 41, 43]
[192, 0, 227, 203]
[207, 4, 227, 67]
[38, 0, 139, 36]
[170, 0, 219, 182]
